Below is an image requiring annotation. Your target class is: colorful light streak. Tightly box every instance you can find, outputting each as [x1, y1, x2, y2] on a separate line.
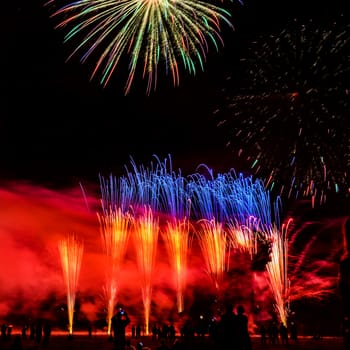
[216, 18, 350, 203]
[0, 157, 344, 334]
[133, 206, 159, 335]
[162, 219, 191, 313]
[46, 0, 234, 95]
[97, 207, 133, 334]
[265, 221, 291, 326]
[158, 165, 192, 313]
[226, 217, 257, 257]
[196, 218, 228, 292]
[58, 234, 84, 335]
[98, 174, 134, 334]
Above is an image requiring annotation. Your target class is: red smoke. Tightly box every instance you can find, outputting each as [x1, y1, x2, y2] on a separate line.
[0, 181, 345, 334]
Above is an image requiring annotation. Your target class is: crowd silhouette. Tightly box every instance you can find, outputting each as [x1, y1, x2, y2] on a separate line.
[0, 302, 347, 350]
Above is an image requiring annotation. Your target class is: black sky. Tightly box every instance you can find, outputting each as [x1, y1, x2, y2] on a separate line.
[0, 0, 348, 188]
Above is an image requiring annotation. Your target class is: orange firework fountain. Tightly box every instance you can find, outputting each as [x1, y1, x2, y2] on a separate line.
[58, 234, 84, 335]
[133, 206, 159, 335]
[226, 216, 259, 258]
[265, 219, 292, 326]
[162, 218, 191, 313]
[196, 218, 228, 293]
[97, 207, 133, 335]
[158, 163, 192, 314]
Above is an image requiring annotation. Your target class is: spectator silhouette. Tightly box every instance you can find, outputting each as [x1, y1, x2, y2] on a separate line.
[35, 320, 42, 344]
[236, 305, 252, 350]
[136, 324, 141, 338]
[152, 324, 158, 340]
[156, 339, 170, 350]
[125, 339, 137, 350]
[168, 323, 176, 342]
[7, 325, 13, 339]
[259, 324, 267, 344]
[217, 303, 237, 350]
[1, 323, 7, 340]
[111, 308, 131, 350]
[279, 322, 288, 345]
[43, 320, 52, 347]
[268, 321, 279, 344]
[87, 321, 93, 338]
[29, 323, 35, 340]
[21, 324, 28, 339]
[10, 335, 23, 350]
[290, 321, 298, 342]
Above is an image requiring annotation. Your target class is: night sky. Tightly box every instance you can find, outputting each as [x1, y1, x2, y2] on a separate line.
[0, 0, 348, 188]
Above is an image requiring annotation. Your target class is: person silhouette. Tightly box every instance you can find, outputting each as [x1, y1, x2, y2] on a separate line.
[111, 307, 131, 350]
[259, 324, 267, 344]
[290, 321, 298, 342]
[279, 322, 288, 345]
[35, 320, 42, 344]
[10, 335, 23, 350]
[43, 320, 52, 347]
[235, 305, 252, 350]
[217, 303, 237, 350]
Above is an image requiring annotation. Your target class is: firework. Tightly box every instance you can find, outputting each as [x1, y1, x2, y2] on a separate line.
[0, 159, 343, 332]
[125, 156, 163, 210]
[99, 174, 134, 213]
[158, 167, 192, 313]
[133, 206, 159, 335]
[98, 175, 134, 334]
[226, 217, 257, 257]
[265, 221, 291, 326]
[46, 0, 233, 95]
[187, 172, 229, 292]
[58, 234, 84, 335]
[97, 207, 133, 335]
[216, 17, 350, 204]
[196, 218, 228, 292]
[287, 217, 339, 302]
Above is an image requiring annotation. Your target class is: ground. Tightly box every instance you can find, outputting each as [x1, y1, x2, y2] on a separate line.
[0, 334, 345, 350]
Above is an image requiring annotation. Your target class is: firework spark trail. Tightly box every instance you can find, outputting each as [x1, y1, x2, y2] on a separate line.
[98, 175, 134, 334]
[219, 173, 281, 260]
[187, 167, 227, 223]
[158, 166, 191, 313]
[204, 171, 260, 256]
[125, 156, 165, 334]
[287, 220, 338, 302]
[187, 172, 228, 292]
[196, 218, 227, 292]
[125, 157, 162, 211]
[97, 207, 133, 334]
[227, 174, 275, 230]
[99, 174, 134, 213]
[226, 217, 257, 257]
[216, 18, 350, 202]
[0, 171, 343, 330]
[58, 234, 84, 335]
[265, 220, 292, 326]
[133, 206, 159, 335]
[162, 220, 191, 313]
[46, 0, 234, 95]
